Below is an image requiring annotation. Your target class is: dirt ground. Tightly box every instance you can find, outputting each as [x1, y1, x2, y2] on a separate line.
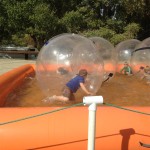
[4, 73, 150, 107]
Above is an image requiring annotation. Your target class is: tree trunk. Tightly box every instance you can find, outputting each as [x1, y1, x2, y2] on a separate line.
[30, 34, 38, 48]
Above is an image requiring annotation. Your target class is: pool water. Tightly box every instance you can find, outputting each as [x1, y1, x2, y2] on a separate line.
[4, 73, 150, 107]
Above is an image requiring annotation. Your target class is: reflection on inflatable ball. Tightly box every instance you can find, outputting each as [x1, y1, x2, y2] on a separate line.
[89, 36, 116, 80]
[36, 33, 104, 97]
[115, 39, 141, 72]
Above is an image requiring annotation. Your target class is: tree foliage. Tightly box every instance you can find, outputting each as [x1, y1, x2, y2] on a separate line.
[0, 0, 149, 48]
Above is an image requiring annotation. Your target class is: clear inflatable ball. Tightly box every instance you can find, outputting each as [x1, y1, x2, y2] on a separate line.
[115, 39, 141, 72]
[89, 36, 116, 81]
[131, 37, 150, 77]
[36, 33, 104, 98]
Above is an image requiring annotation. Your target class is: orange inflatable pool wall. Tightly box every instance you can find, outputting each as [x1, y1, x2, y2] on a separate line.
[0, 64, 150, 150]
[0, 64, 35, 106]
[0, 107, 150, 150]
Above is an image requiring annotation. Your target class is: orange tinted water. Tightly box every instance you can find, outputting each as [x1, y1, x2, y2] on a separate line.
[4, 73, 150, 107]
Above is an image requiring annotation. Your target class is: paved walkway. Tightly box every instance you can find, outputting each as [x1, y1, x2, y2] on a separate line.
[0, 58, 36, 75]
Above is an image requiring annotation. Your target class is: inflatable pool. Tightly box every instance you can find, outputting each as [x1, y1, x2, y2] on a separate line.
[0, 64, 149, 150]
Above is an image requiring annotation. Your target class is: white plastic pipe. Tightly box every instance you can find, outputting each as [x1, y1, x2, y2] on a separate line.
[83, 96, 103, 150]
[83, 96, 103, 105]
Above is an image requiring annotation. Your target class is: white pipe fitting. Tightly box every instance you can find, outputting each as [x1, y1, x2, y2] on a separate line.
[83, 96, 103, 150]
[83, 96, 103, 105]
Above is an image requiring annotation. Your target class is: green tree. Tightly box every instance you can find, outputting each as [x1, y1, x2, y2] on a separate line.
[0, 0, 149, 47]
[27, 2, 58, 48]
[110, 23, 140, 45]
[117, 0, 150, 39]
[60, 10, 86, 33]
[123, 23, 140, 39]
[82, 27, 115, 42]
[0, 1, 7, 42]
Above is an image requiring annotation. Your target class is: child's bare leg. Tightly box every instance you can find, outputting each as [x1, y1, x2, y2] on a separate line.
[140, 75, 145, 80]
[146, 81, 150, 85]
[42, 95, 69, 103]
[54, 95, 69, 102]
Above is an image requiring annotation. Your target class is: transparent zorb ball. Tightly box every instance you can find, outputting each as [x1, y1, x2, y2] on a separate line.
[115, 39, 141, 72]
[89, 36, 116, 81]
[36, 33, 104, 99]
[131, 37, 150, 81]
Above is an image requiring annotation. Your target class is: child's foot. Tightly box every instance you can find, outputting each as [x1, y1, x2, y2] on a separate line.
[55, 96, 69, 102]
[147, 81, 150, 85]
[42, 95, 56, 103]
[61, 96, 69, 102]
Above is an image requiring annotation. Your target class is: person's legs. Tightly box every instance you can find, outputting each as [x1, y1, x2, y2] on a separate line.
[147, 81, 150, 85]
[42, 95, 68, 103]
[54, 95, 69, 101]
[51, 86, 72, 102]
[140, 75, 145, 80]
[43, 86, 71, 103]
[61, 86, 72, 101]
[146, 76, 150, 85]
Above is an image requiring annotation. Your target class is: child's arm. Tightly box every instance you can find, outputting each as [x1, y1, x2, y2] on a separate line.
[135, 70, 140, 75]
[140, 74, 145, 80]
[120, 67, 124, 73]
[80, 82, 93, 95]
[128, 66, 132, 74]
[126, 66, 132, 75]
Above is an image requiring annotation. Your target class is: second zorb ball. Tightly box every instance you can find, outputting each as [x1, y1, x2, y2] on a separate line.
[89, 36, 116, 80]
[36, 33, 104, 98]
